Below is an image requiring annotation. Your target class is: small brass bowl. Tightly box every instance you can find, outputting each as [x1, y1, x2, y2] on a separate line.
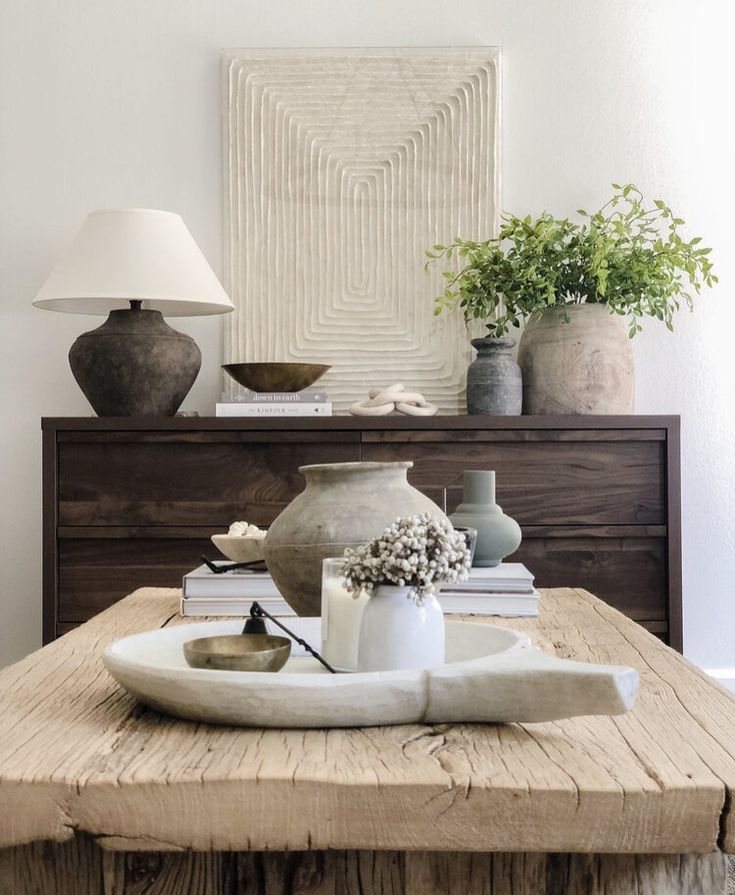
[222, 362, 330, 393]
[183, 634, 292, 673]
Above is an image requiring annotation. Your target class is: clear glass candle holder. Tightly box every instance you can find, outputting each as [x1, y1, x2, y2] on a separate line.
[320, 557, 369, 672]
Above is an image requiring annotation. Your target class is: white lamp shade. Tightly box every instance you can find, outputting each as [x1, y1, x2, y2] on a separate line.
[33, 209, 234, 316]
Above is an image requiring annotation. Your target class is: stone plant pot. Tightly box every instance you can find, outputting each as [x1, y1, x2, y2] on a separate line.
[517, 304, 634, 415]
[518, 304, 635, 414]
[466, 336, 522, 415]
[263, 462, 446, 616]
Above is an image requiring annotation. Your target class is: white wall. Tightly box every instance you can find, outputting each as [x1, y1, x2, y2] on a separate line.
[1, 0, 733, 671]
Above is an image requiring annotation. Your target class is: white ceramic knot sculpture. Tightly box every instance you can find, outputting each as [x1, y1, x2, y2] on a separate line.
[349, 383, 438, 417]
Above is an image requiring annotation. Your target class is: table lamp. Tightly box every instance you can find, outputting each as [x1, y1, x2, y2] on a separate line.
[33, 208, 234, 416]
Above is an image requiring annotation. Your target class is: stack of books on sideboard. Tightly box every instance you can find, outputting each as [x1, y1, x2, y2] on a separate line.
[438, 564, 538, 616]
[181, 563, 294, 616]
[215, 387, 332, 417]
[181, 562, 538, 617]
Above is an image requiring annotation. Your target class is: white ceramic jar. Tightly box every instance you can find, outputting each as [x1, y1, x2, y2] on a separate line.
[357, 585, 445, 673]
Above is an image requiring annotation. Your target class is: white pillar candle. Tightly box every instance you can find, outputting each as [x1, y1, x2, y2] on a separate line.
[321, 560, 369, 672]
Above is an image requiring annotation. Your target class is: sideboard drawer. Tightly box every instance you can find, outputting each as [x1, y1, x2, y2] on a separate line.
[362, 432, 665, 525]
[58, 536, 211, 622]
[58, 434, 360, 526]
[57, 530, 666, 629]
[516, 532, 666, 622]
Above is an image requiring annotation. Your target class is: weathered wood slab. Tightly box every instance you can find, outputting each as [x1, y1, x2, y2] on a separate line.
[0, 836, 728, 894]
[0, 588, 733, 855]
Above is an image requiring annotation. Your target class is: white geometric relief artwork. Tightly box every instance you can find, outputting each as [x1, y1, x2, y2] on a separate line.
[223, 49, 500, 411]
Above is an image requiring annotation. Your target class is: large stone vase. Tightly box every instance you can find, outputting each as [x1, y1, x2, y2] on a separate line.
[517, 304, 634, 414]
[263, 461, 446, 616]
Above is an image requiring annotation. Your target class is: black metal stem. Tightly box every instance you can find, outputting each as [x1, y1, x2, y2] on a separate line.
[247, 602, 337, 674]
[129, 299, 143, 311]
[200, 554, 268, 574]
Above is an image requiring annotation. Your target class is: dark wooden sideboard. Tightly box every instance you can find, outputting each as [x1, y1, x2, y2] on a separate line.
[42, 415, 682, 649]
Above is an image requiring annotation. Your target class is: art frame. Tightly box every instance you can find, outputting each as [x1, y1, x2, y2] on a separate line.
[223, 47, 501, 411]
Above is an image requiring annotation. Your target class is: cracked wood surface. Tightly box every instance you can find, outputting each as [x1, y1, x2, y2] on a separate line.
[0, 587, 733, 855]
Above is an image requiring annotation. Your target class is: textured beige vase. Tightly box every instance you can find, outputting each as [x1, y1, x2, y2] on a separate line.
[517, 304, 635, 414]
[263, 462, 446, 616]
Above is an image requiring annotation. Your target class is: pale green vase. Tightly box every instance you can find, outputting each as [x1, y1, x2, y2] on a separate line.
[449, 471, 522, 567]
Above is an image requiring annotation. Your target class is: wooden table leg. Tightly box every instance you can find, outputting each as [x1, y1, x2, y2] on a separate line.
[0, 837, 728, 894]
[406, 851, 729, 895]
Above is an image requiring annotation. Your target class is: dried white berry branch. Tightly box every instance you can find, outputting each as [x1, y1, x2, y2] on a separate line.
[341, 513, 471, 601]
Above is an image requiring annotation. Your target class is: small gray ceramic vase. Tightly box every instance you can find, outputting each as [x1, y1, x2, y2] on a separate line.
[466, 336, 522, 415]
[449, 471, 522, 567]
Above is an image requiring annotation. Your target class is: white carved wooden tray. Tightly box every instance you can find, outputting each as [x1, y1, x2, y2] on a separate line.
[103, 618, 639, 728]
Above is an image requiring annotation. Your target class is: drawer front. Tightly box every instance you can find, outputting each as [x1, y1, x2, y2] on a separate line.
[362, 433, 665, 525]
[516, 533, 666, 622]
[58, 434, 360, 526]
[58, 537, 212, 622]
[58, 532, 666, 628]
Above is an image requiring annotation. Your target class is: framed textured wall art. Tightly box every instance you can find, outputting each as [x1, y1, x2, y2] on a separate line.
[223, 48, 501, 411]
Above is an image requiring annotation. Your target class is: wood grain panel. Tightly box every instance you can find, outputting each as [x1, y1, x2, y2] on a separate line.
[57, 531, 665, 629]
[58, 525, 232, 539]
[665, 421, 684, 659]
[42, 427, 58, 646]
[3, 588, 734, 856]
[363, 427, 667, 443]
[58, 538, 212, 622]
[0, 836, 727, 895]
[515, 535, 666, 622]
[58, 437, 360, 526]
[362, 435, 665, 524]
[59, 429, 361, 444]
[44, 414, 681, 432]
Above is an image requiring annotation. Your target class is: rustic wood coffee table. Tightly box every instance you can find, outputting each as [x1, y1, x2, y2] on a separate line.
[0, 588, 732, 894]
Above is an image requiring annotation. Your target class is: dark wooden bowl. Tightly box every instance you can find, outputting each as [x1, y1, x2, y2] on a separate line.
[222, 363, 331, 393]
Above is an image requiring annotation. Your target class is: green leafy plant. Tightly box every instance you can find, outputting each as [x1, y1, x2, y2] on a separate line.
[426, 184, 717, 337]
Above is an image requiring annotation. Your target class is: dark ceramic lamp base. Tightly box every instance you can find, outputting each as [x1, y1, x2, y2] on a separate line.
[68, 306, 201, 417]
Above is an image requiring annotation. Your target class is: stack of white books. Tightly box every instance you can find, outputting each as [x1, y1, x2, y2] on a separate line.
[216, 387, 332, 417]
[181, 562, 538, 618]
[181, 563, 295, 616]
[438, 563, 539, 616]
